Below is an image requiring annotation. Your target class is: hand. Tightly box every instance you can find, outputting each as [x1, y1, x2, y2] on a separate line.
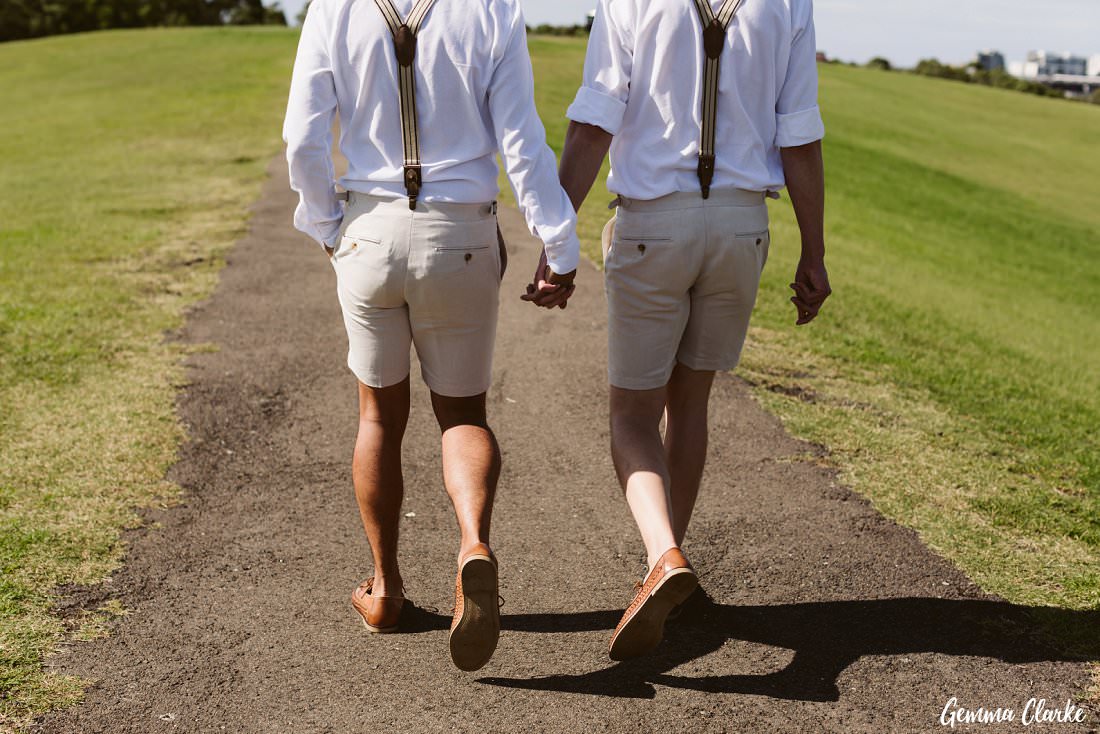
[520, 250, 576, 310]
[789, 255, 831, 325]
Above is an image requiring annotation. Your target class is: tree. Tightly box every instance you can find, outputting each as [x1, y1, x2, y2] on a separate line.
[913, 58, 970, 83]
[865, 57, 892, 72]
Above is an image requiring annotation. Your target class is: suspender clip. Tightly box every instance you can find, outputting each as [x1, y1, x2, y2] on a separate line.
[404, 164, 421, 209]
[697, 154, 715, 200]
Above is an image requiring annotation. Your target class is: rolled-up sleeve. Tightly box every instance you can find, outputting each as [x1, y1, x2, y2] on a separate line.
[488, 3, 580, 274]
[283, 1, 343, 248]
[775, 0, 825, 148]
[566, 0, 632, 136]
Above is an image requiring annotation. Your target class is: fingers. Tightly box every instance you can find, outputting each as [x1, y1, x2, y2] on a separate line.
[790, 280, 830, 306]
[790, 295, 819, 325]
[789, 281, 830, 326]
[533, 281, 574, 308]
[519, 281, 576, 309]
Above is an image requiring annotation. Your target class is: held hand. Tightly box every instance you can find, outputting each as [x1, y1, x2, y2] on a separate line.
[520, 250, 576, 310]
[789, 256, 831, 326]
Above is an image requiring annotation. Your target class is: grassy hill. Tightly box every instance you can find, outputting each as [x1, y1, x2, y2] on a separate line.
[525, 36, 1100, 620]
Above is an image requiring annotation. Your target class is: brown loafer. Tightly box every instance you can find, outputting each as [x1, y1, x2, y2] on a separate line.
[449, 544, 500, 672]
[351, 577, 404, 633]
[608, 547, 698, 661]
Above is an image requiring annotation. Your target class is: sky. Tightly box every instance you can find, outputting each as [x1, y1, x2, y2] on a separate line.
[275, 0, 1100, 68]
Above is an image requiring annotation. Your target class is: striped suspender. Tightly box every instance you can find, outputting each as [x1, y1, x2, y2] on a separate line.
[690, 0, 745, 198]
[373, 0, 438, 209]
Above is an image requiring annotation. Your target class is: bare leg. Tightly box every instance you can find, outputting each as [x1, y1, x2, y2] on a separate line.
[430, 391, 500, 561]
[609, 385, 678, 570]
[664, 364, 715, 546]
[353, 377, 411, 598]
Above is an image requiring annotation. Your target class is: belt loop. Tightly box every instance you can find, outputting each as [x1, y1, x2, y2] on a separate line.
[491, 201, 497, 215]
[608, 195, 623, 210]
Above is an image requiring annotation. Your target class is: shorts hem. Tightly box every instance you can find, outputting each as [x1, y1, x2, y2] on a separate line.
[348, 360, 410, 390]
[421, 379, 492, 398]
[676, 355, 742, 374]
[607, 369, 675, 391]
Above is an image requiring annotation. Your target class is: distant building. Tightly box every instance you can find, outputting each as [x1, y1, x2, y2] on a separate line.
[816, 51, 827, 63]
[1090, 55, 1100, 78]
[976, 50, 1005, 72]
[1010, 50, 1088, 78]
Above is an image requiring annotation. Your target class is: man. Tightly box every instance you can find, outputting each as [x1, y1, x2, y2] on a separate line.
[283, 0, 578, 671]
[547, 0, 832, 659]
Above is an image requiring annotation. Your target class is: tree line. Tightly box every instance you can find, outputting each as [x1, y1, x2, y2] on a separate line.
[0, 0, 287, 43]
[862, 56, 1099, 105]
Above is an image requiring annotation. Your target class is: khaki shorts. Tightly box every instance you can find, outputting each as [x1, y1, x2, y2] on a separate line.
[602, 189, 770, 390]
[331, 192, 501, 397]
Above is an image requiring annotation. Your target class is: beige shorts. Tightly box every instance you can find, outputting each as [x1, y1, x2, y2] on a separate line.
[331, 192, 501, 397]
[602, 189, 770, 390]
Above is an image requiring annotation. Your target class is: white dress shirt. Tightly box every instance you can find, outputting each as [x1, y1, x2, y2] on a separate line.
[284, 0, 581, 273]
[567, 0, 825, 201]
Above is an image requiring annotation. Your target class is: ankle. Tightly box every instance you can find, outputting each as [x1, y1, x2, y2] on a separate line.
[645, 543, 679, 573]
[370, 571, 403, 598]
[458, 539, 492, 563]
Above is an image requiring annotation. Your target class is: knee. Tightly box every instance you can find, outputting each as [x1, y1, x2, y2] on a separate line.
[609, 405, 661, 448]
[359, 409, 409, 434]
[431, 393, 489, 432]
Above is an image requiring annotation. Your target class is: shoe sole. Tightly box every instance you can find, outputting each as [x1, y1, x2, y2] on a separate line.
[449, 555, 500, 672]
[359, 616, 398, 634]
[608, 568, 698, 661]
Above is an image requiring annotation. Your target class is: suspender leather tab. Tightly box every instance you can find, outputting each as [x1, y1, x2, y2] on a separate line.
[703, 19, 726, 60]
[404, 164, 421, 209]
[394, 24, 416, 67]
[697, 154, 715, 199]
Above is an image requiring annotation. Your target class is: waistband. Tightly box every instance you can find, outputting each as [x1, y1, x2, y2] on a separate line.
[340, 190, 496, 221]
[611, 188, 775, 212]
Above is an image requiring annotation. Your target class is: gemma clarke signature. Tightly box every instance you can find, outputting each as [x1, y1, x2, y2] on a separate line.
[940, 697, 1089, 727]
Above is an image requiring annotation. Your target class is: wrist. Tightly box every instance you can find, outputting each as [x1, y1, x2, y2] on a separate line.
[547, 269, 576, 286]
[799, 241, 825, 261]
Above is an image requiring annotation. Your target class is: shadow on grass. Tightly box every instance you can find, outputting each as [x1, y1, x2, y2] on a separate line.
[399, 595, 1100, 702]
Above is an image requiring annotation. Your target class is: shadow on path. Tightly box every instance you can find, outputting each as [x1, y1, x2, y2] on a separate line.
[429, 596, 1100, 701]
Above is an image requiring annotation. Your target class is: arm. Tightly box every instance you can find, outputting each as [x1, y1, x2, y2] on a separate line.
[781, 141, 830, 324]
[559, 121, 613, 212]
[486, 4, 580, 282]
[776, 0, 830, 324]
[523, 0, 628, 307]
[520, 121, 612, 309]
[283, 2, 342, 256]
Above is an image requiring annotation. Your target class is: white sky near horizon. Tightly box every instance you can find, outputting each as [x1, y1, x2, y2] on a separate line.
[273, 0, 1100, 67]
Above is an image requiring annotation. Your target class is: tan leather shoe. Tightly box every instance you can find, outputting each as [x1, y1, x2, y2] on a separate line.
[351, 577, 404, 634]
[608, 547, 698, 661]
[449, 544, 500, 672]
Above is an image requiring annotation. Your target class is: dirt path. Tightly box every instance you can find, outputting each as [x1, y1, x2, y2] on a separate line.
[37, 157, 1096, 733]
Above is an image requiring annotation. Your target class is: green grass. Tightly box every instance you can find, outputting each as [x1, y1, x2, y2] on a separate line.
[0, 27, 298, 727]
[523, 37, 1100, 624]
